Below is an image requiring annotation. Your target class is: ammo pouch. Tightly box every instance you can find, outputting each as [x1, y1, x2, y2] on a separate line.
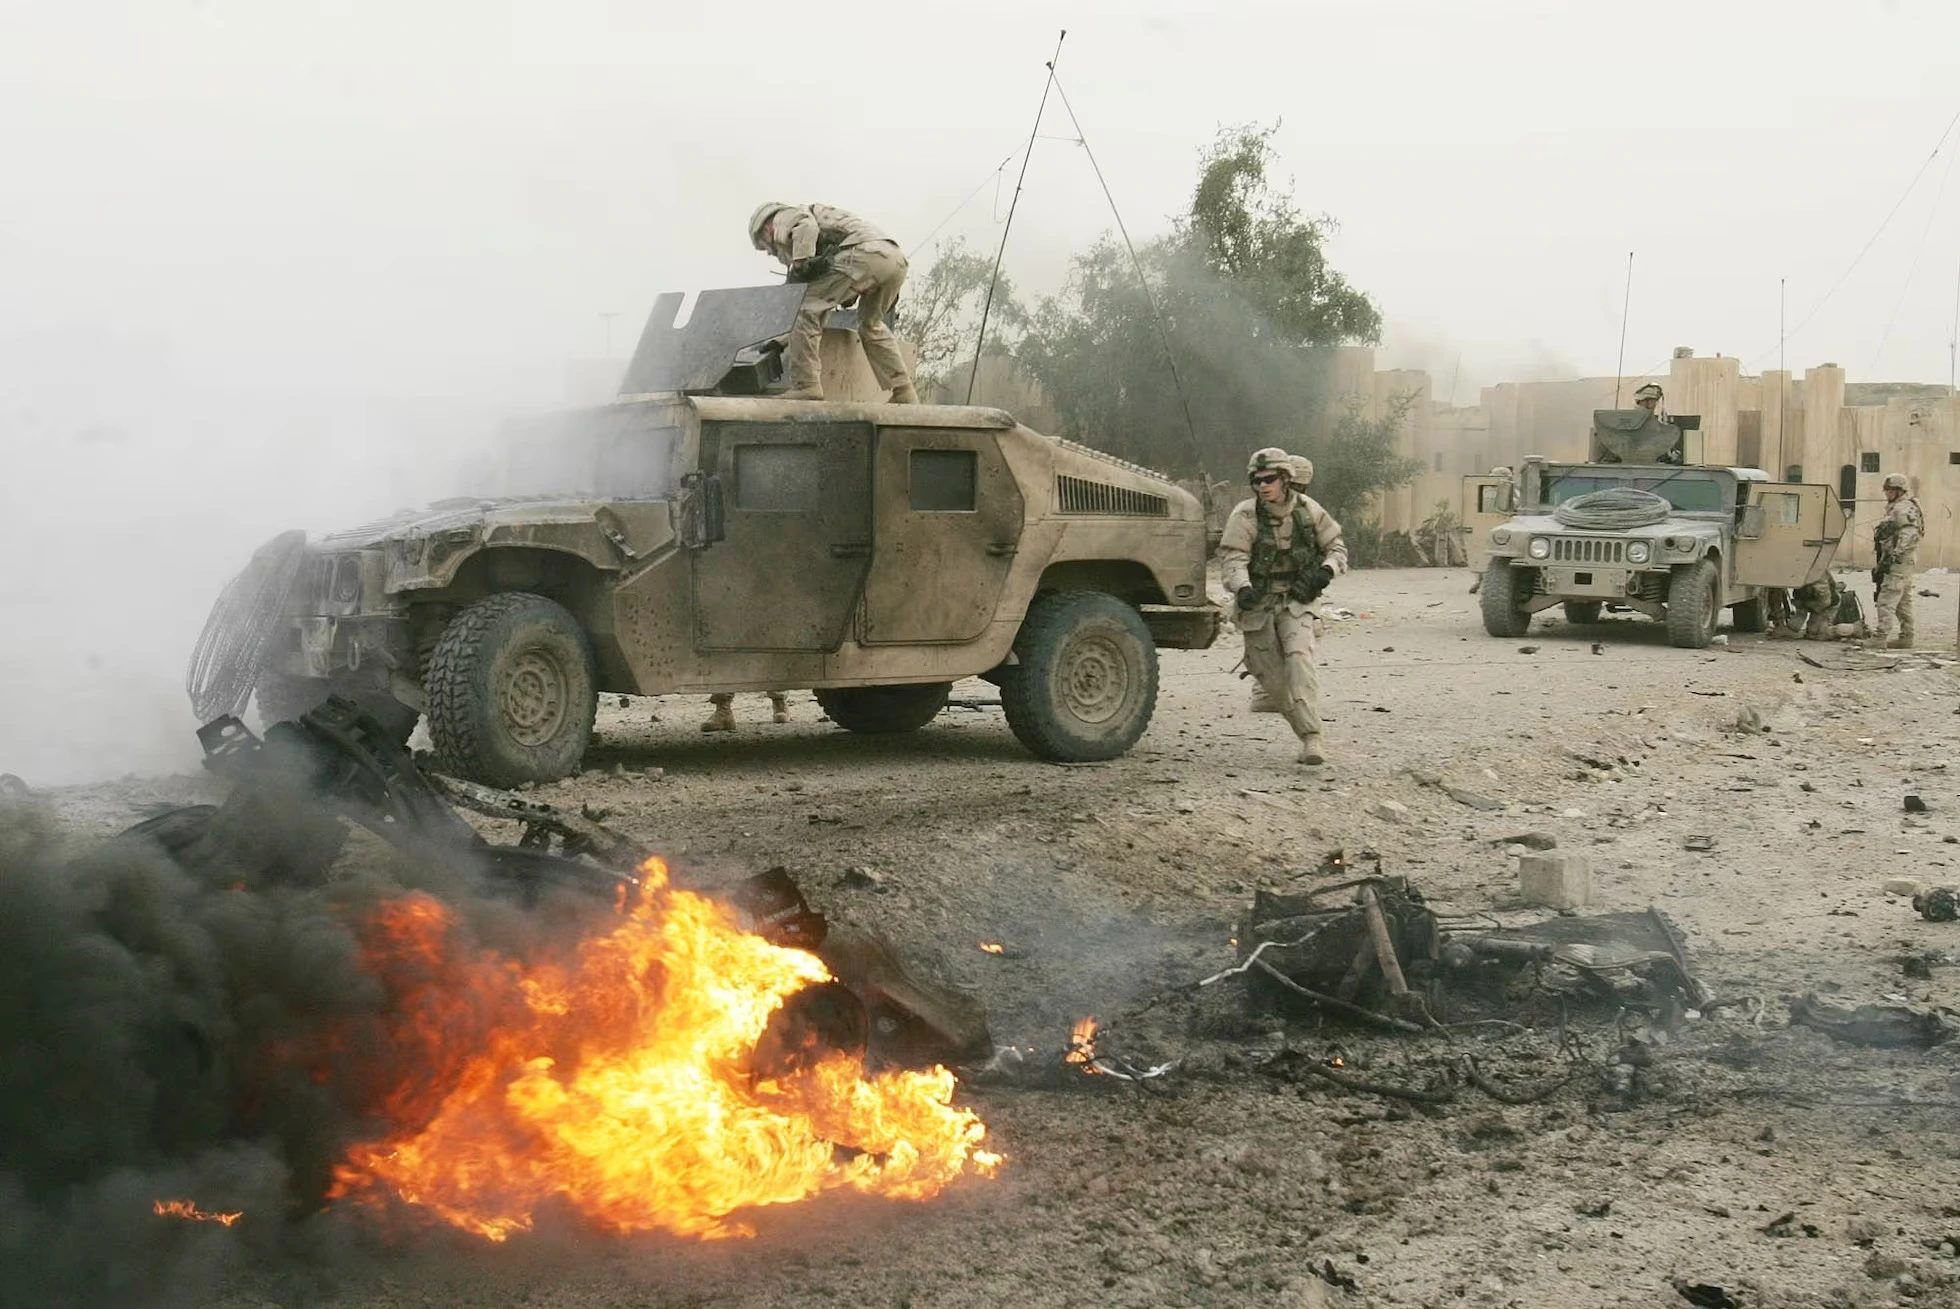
[1249, 503, 1325, 604]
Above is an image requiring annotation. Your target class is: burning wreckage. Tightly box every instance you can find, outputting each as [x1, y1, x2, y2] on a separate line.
[50, 698, 1003, 1243]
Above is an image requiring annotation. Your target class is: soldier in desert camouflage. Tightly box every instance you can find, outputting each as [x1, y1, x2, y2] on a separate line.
[1870, 473, 1924, 649]
[1217, 448, 1347, 766]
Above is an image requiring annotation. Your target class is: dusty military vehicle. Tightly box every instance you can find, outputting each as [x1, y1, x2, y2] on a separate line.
[188, 286, 1220, 786]
[1471, 409, 1847, 648]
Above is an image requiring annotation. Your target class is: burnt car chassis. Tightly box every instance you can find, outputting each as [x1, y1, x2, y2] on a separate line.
[127, 698, 990, 1068]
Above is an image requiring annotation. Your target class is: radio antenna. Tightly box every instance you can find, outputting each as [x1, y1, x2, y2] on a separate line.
[1612, 251, 1634, 405]
[967, 30, 1065, 405]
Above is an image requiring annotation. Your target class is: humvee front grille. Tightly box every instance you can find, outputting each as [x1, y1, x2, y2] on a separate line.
[1551, 537, 1625, 564]
[1056, 475, 1169, 517]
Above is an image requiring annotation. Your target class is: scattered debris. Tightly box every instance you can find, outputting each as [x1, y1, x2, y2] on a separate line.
[1914, 886, 1959, 922]
[1517, 645, 1540, 654]
[1673, 1280, 1742, 1307]
[1492, 831, 1558, 850]
[1884, 876, 1923, 897]
[1905, 794, 1929, 813]
[1370, 799, 1412, 824]
[1518, 850, 1593, 910]
[839, 865, 885, 889]
[1790, 993, 1958, 1048]
[1683, 835, 1718, 851]
[1446, 786, 1504, 812]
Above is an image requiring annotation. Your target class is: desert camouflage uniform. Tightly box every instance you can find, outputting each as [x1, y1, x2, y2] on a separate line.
[1768, 575, 1844, 640]
[1218, 456, 1348, 761]
[754, 203, 916, 402]
[702, 692, 790, 733]
[1872, 493, 1925, 645]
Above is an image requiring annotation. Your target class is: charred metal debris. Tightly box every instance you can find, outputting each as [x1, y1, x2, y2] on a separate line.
[125, 699, 991, 1068]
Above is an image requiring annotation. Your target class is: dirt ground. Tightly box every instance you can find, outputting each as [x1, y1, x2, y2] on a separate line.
[44, 567, 1960, 1309]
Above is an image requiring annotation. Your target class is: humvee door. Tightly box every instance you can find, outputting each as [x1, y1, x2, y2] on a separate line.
[1733, 481, 1847, 588]
[1460, 475, 1514, 571]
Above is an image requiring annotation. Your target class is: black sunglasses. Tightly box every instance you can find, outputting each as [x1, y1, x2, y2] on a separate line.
[1251, 472, 1285, 486]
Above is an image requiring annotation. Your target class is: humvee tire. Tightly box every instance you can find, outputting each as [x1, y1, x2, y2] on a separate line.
[1000, 591, 1157, 762]
[816, 683, 952, 735]
[1666, 560, 1720, 648]
[425, 592, 597, 787]
[1479, 561, 1533, 637]
[1561, 601, 1603, 625]
[1730, 595, 1769, 633]
[256, 676, 418, 744]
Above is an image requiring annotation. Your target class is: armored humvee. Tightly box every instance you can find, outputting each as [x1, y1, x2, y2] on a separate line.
[1469, 409, 1847, 648]
[188, 286, 1221, 786]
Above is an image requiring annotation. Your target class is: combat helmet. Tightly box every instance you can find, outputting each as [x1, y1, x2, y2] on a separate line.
[748, 202, 789, 250]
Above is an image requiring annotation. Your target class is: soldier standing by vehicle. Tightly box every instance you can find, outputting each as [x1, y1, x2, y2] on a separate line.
[702, 692, 790, 733]
[1218, 448, 1347, 766]
[1871, 473, 1925, 648]
[748, 202, 919, 404]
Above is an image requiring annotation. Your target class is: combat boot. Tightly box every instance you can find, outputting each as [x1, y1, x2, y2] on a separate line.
[701, 699, 736, 733]
[768, 692, 790, 724]
[1890, 634, 1915, 650]
[777, 386, 825, 401]
[1297, 735, 1326, 766]
[888, 382, 920, 404]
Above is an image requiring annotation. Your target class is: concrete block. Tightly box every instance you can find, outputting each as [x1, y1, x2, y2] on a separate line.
[1884, 876, 1921, 897]
[1519, 851, 1593, 910]
[1370, 800, 1411, 824]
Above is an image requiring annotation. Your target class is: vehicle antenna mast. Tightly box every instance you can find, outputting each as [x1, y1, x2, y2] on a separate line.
[968, 29, 1065, 405]
[1613, 251, 1634, 406]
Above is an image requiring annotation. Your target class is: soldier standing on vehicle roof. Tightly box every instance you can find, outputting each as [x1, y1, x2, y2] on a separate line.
[1632, 382, 1665, 416]
[1217, 448, 1347, 766]
[748, 202, 919, 405]
[1870, 473, 1925, 649]
[702, 692, 790, 733]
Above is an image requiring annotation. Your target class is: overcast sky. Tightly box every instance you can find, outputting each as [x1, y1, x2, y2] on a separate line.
[2, 0, 1957, 781]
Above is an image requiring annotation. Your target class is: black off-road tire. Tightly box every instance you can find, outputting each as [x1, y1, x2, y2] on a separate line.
[425, 592, 596, 787]
[999, 591, 1158, 762]
[1730, 594, 1769, 633]
[1666, 559, 1720, 648]
[1479, 561, 1533, 637]
[255, 676, 418, 744]
[815, 683, 952, 735]
[1562, 600, 1604, 625]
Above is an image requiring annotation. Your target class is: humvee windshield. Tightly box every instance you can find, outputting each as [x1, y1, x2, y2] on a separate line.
[485, 409, 680, 499]
[1542, 469, 1727, 513]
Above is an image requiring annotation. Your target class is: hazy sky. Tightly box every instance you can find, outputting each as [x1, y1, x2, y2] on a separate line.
[2, 0, 1957, 781]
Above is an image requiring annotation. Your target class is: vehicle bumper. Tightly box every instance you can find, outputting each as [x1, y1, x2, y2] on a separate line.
[277, 615, 411, 680]
[1141, 603, 1222, 650]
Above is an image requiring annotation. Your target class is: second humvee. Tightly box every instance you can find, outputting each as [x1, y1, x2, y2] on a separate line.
[1467, 408, 1847, 648]
[189, 286, 1220, 786]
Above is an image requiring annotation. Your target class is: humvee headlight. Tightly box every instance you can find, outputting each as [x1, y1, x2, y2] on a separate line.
[1490, 528, 1511, 545]
[1624, 541, 1651, 564]
[1527, 537, 1551, 560]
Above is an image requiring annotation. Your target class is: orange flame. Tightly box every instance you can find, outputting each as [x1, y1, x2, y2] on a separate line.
[326, 858, 998, 1242]
[1062, 1016, 1101, 1073]
[979, 942, 1005, 955]
[153, 1199, 242, 1227]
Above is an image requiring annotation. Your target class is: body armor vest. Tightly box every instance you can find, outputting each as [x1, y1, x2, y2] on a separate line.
[1249, 501, 1325, 603]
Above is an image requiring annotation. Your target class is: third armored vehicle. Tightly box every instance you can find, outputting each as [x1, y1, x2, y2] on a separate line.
[189, 286, 1220, 785]
[1470, 409, 1847, 648]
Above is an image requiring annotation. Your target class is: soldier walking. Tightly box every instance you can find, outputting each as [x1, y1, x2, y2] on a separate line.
[1217, 448, 1347, 766]
[702, 692, 791, 733]
[748, 202, 919, 404]
[1871, 473, 1924, 649]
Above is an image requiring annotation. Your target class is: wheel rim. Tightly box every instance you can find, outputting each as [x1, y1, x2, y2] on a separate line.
[1058, 631, 1132, 725]
[499, 646, 570, 746]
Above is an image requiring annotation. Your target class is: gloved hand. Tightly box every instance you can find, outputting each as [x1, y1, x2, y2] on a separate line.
[1301, 564, 1336, 601]
[1235, 585, 1257, 611]
[788, 253, 833, 283]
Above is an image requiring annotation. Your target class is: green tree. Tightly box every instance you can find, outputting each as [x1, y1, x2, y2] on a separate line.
[897, 237, 1027, 395]
[1016, 124, 1415, 531]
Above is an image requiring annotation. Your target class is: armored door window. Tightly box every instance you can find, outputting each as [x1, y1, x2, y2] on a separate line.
[734, 444, 820, 512]
[1477, 485, 1506, 513]
[1760, 491, 1801, 526]
[909, 448, 978, 512]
